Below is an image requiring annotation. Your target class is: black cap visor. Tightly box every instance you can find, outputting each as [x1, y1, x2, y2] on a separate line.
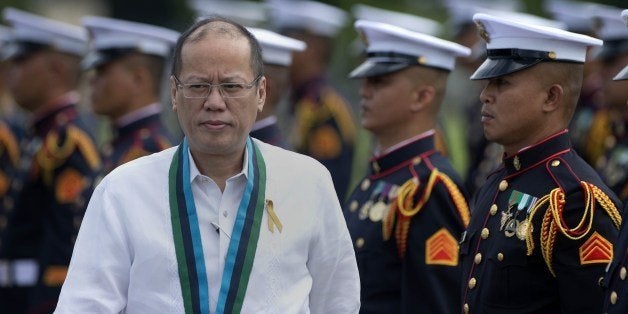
[470, 57, 543, 80]
[349, 60, 412, 79]
[2, 41, 48, 61]
[613, 65, 628, 81]
[81, 48, 136, 70]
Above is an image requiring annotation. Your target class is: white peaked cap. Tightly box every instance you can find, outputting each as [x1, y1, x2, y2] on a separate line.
[2, 7, 87, 58]
[190, 0, 267, 27]
[470, 13, 603, 80]
[349, 20, 471, 78]
[352, 4, 441, 36]
[248, 27, 306, 66]
[81, 16, 180, 69]
[266, 0, 348, 37]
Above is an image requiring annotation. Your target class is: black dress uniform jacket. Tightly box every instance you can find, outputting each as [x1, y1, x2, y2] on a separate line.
[344, 133, 470, 313]
[0, 101, 102, 313]
[291, 76, 356, 202]
[603, 202, 628, 313]
[102, 111, 174, 174]
[460, 130, 623, 313]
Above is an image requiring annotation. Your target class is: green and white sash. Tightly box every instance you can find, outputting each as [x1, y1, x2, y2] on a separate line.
[169, 137, 266, 313]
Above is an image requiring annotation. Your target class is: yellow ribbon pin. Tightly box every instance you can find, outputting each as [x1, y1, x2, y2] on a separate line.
[266, 199, 282, 233]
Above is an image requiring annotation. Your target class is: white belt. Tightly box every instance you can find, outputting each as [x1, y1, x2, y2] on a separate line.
[0, 259, 38, 287]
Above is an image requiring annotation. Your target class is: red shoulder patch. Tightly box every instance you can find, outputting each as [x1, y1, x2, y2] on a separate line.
[426, 228, 459, 266]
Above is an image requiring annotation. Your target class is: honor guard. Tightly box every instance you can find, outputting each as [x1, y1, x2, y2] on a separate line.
[460, 13, 623, 313]
[267, 0, 357, 201]
[601, 9, 628, 314]
[247, 28, 305, 148]
[343, 20, 471, 313]
[0, 8, 102, 313]
[82, 17, 180, 174]
[587, 6, 628, 201]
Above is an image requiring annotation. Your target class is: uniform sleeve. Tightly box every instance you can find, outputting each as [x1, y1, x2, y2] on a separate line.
[55, 180, 131, 313]
[306, 168, 360, 314]
[402, 182, 467, 313]
[549, 187, 621, 313]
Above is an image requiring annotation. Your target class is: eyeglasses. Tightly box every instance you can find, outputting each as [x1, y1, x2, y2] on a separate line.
[173, 75, 261, 99]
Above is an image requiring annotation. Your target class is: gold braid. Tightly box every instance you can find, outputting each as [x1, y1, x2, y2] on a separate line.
[436, 172, 470, 227]
[525, 182, 621, 277]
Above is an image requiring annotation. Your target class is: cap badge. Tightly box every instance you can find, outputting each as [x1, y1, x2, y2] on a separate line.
[475, 21, 490, 43]
[417, 56, 427, 65]
[513, 156, 521, 171]
[358, 29, 369, 46]
[548, 51, 556, 59]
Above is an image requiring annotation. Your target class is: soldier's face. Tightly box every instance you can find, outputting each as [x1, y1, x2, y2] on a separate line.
[7, 50, 50, 112]
[479, 67, 547, 153]
[90, 57, 135, 120]
[358, 69, 417, 136]
[171, 29, 265, 159]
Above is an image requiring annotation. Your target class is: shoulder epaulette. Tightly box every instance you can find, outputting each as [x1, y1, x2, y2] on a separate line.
[37, 125, 101, 184]
[383, 167, 470, 258]
[320, 88, 356, 143]
[0, 121, 20, 167]
[523, 158, 621, 277]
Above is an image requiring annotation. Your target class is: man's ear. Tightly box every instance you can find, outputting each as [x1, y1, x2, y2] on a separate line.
[409, 85, 435, 112]
[257, 76, 266, 112]
[543, 84, 563, 113]
[170, 76, 178, 112]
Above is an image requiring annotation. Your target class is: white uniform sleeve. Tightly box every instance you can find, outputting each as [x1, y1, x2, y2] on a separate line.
[307, 169, 360, 314]
[55, 179, 131, 313]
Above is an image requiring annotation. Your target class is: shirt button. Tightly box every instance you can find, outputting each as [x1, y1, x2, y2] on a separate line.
[489, 204, 498, 216]
[468, 277, 477, 289]
[223, 210, 228, 217]
[499, 180, 508, 191]
[463, 303, 469, 314]
[621, 267, 627, 280]
[474, 253, 482, 264]
[481, 228, 489, 239]
[610, 291, 618, 304]
[497, 253, 504, 261]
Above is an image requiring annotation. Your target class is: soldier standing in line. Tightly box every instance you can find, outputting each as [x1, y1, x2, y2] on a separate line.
[267, 0, 357, 202]
[0, 8, 102, 313]
[343, 20, 471, 313]
[82, 16, 180, 175]
[247, 27, 305, 149]
[460, 13, 623, 313]
[601, 9, 628, 314]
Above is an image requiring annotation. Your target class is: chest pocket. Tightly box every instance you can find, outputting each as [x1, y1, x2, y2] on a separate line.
[483, 240, 534, 310]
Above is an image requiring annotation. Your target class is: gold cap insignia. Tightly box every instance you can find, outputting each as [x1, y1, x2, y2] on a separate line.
[475, 21, 490, 43]
[417, 56, 427, 65]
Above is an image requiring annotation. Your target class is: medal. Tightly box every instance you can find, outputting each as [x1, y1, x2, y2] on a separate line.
[516, 219, 529, 240]
[368, 201, 388, 222]
[504, 219, 517, 237]
[359, 200, 373, 220]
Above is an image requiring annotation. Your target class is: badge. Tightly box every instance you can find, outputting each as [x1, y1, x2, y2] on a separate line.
[368, 201, 388, 222]
[579, 231, 613, 265]
[516, 219, 530, 240]
[426, 228, 459, 266]
[359, 200, 373, 220]
[513, 156, 521, 171]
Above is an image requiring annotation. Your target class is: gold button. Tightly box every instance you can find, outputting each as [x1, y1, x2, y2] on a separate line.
[372, 161, 381, 173]
[349, 201, 358, 212]
[489, 204, 498, 215]
[474, 253, 482, 264]
[481, 228, 489, 239]
[551, 160, 560, 167]
[497, 253, 504, 261]
[412, 157, 421, 165]
[468, 277, 477, 289]
[611, 291, 618, 304]
[621, 267, 627, 280]
[498, 180, 508, 191]
[463, 303, 469, 313]
[361, 179, 371, 191]
[356, 238, 365, 248]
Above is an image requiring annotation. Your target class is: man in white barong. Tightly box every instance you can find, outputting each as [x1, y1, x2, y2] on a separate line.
[54, 16, 360, 314]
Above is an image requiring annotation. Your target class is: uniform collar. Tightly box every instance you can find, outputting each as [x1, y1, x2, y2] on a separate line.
[503, 130, 571, 176]
[115, 103, 162, 128]
[369, 131, 436, 178]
